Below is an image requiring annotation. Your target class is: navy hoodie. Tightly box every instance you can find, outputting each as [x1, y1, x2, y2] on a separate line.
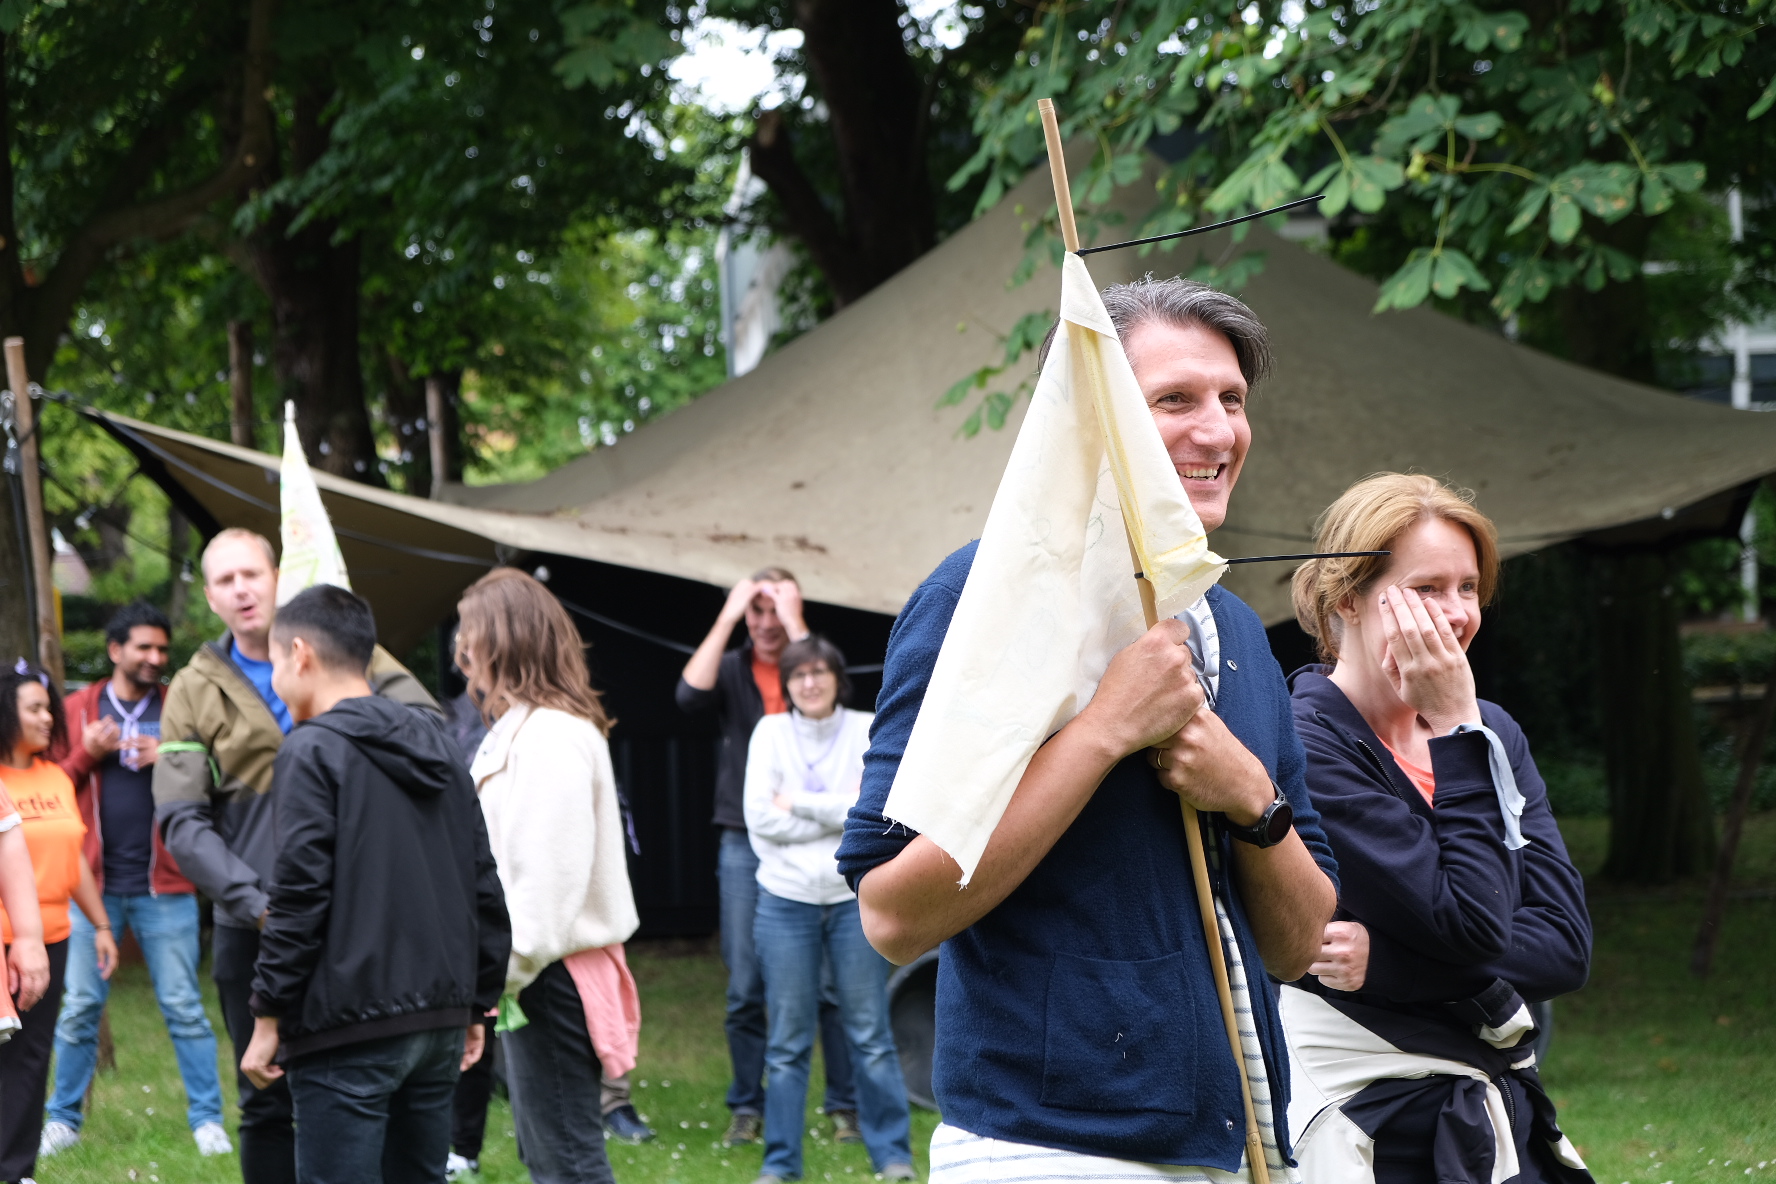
[1287, 667, 1590, 1015]
[837, 542, 1340, 1169]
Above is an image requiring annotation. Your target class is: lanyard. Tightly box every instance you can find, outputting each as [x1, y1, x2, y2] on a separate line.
[105, 683, 154, 771]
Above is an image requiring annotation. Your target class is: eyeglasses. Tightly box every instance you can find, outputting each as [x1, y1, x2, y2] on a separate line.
[788, 667, 835, 684]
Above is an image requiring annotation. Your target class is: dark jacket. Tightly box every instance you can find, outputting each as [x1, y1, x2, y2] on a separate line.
[154, 634, 439, 928]
[675, 643, 766, 829]
[836, 543, 1341, 1170]
[1287, 667, 1591, 1016]
[249, 696, 510, 1060]
[57, 682, 195, 897]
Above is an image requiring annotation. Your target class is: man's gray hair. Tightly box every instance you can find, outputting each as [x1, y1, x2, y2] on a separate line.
[1037, 275, 1273, 387]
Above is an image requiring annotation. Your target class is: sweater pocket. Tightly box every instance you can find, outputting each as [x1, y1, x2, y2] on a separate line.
[1038, 950, 1201, 1116]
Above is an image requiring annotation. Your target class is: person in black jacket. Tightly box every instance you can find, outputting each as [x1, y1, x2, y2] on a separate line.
[239, 585, 510, 1184]
[678, 567, 859, 1148]
[1284, 474, 1592, 1184]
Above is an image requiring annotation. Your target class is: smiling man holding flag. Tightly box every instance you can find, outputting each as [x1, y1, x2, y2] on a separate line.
[835, 114, 1340, 1181]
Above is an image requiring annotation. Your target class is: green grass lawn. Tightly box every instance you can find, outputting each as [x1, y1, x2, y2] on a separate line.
[30, 816, 1776, 1184]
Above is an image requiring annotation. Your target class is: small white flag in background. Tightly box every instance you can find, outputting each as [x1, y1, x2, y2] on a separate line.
[275, 401, 353, 606]
[881, 253, 1227, 885]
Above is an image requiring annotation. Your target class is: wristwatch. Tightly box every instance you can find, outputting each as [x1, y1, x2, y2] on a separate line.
[1226, 781, 1294, 848]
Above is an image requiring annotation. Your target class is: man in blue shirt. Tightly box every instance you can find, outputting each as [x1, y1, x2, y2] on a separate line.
[836, 279, 1340, 1181]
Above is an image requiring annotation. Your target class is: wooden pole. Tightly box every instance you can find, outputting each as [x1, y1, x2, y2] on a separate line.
[425, 376, 448, 500]
[1691, 673, 1776, 975]
[1036, 98, 1270, 1184]
[5, 337, 62, 684]
[228, 320, 256, 450]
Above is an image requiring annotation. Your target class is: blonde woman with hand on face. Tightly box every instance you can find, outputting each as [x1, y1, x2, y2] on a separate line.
[1283, 474, 1592, 1184]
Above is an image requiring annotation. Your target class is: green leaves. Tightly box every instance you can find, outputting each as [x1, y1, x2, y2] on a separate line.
[1374, 94, 1503, 159]
[1309, 155, 1406, 217]
[1373, 247, 1490, 312]
[938, 311, 1053, 436]
[1751, 76, 1776, 120]
[1205, 152, 1301, 214]
[1452, 9, 1529, 52]
[1509, 160, 1697, 243]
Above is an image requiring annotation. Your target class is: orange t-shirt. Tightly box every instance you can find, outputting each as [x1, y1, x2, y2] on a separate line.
[0, 758, 87, 944]
[752, 653, 788, 716]
[1380, 741, 1436, 807]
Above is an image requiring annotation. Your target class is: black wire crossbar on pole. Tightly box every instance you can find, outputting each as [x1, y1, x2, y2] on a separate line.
[1075, 195, 1325, 257]
[1224, 550, 1389, 565]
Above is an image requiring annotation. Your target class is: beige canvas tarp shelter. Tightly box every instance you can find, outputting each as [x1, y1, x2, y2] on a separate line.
[96, 154, 1776, 646]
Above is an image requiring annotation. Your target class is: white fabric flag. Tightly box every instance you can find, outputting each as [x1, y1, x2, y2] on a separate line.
[275, 401, 354, 605]
[881, 253, 1227, 885]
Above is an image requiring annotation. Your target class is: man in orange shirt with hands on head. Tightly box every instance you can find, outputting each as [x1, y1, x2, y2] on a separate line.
[678, 569, 861, 1149]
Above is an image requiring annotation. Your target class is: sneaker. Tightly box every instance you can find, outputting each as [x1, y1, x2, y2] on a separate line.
[752, 1175, 785, 1184]
[446, 1151, 480, 1179]
[880, 1163, 918, 1181]
[722, 1112, 764, 1147]
[604, 1102, 656, 1144]
[38, 1121, 79, 1157]
[828, 1108, 863, 1145]
[194, 1122, 233, 1157]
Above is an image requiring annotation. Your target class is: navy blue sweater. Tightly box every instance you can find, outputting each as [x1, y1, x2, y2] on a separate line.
[836, 543, 1340, 1169]
[1288, 668, 1590, 1014]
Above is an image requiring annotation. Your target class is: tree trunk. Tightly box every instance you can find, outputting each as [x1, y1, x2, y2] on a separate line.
[746, 0, 936, 307]
[0, 466, 34, 665]
[1544, 219, 1717, 884]
[250, 220, 378, 482]
[228, 320, 257, 450]
[247, 85, 379, 484]
[1595, 550, 1717, 882]
[166, 503, 192, 626]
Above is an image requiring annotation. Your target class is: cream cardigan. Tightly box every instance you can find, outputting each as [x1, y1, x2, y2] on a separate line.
[471, 704, 639, 994]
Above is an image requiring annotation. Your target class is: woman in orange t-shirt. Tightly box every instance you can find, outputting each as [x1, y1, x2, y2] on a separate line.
[0, 661, 116, 1182]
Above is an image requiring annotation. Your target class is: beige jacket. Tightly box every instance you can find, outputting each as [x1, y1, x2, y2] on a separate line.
[471, 705, 639, 994]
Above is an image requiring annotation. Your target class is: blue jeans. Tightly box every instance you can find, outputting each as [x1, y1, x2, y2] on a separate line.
[755, 890, 912, 1180]
[719, 828, 856, 1116]
[286, 1027, 463, 1184]
[49, 895, 223, 1131]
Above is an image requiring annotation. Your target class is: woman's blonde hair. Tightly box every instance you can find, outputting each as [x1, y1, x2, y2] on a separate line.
[1291, 473, 1501, 661]
[455, 567, 612, 733]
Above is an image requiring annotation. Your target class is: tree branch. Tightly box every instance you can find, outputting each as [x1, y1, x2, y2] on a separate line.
[747, 108, 866, 305]
[26, 0, 276, 369]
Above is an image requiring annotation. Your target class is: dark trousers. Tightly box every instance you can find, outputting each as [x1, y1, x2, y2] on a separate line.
[451, 1024, 498, 1159]
[719, 828, 856, 1115]
[287, 1027, 464, 1184]
[215, 924, 297, 1184]
[0, 938, 67, 1183]
[502, 960, 614, 1184]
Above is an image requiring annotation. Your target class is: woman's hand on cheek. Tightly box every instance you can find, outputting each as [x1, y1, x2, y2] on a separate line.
[1379, 586, 1480, 734]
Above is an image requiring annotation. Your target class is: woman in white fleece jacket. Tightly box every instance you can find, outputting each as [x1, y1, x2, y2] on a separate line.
[744, 636, 912, 1184]
[457, 569, 638, 1184]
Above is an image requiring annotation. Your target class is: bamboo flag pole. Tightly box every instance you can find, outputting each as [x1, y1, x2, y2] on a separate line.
[1036, 98, 1271, 1184]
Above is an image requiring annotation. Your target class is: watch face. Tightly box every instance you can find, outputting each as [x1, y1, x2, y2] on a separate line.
[1266, 800, 1295, 845]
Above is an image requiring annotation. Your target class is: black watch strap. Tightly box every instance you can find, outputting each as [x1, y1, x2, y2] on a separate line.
[1227, 782, 1293, 848]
